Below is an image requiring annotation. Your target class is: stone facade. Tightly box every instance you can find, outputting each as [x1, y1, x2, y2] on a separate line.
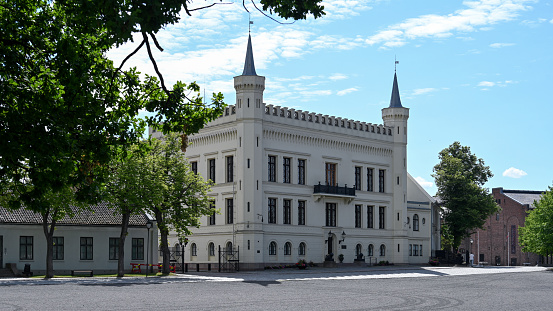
[151, 35, 439, 269]
[461, 188, 543, 266]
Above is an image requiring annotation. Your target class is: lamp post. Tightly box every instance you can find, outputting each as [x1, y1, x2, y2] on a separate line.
[179, 237, 188, 274]
[470, 238, 474, 267]
[146, 220, 152, 277]
[339, 231, 346, 244]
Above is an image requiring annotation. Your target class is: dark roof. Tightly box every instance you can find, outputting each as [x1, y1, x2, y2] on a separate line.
[242, 34, 257, 76]
[503, 190, 544, 208]
[389, 72, 403, 108]
[0, 202, 150, 226]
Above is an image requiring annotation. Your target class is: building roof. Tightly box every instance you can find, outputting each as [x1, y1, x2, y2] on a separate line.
[241, 34, 257, 76]
[0, 202, 150, 226]
[389, 72, 403, 108]
[502, 189, 544, 208]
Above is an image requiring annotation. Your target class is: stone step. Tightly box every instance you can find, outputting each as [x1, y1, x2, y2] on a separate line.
[0, 268, 15, 278]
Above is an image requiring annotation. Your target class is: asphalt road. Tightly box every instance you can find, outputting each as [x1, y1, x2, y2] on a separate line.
[1, 266, 551, 310]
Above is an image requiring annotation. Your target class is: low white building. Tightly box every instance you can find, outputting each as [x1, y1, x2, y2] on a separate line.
[0, 203, 157, 275]
[152, 35, 439, 270]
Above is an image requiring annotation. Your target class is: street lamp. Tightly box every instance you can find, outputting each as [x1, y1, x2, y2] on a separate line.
[146, 220, 153, 277]
[325, 230, 332, 244]
[339, 231, 346, 244]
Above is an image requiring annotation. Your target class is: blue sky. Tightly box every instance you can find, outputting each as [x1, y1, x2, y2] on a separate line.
[108, 0, 553, 195]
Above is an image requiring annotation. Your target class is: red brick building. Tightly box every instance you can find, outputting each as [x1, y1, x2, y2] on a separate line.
[461, 188, 544, 266]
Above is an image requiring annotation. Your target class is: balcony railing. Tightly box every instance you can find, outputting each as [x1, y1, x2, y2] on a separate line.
[313, 182, 356, 196]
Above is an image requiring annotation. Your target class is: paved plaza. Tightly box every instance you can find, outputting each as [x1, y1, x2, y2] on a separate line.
[1, 265, 551, 311]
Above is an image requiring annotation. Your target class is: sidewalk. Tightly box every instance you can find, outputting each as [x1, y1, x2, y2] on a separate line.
[0, 265, 547, 286]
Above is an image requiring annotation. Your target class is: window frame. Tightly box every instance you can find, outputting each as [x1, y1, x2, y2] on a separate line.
[208, 158, 216, 182]
[368, 244, 374, 257]
[52, 236, 64, 261]
[367, 205, 374, 229]
[268, 155, 276, 182]
[378, 169, 385, 193]
[298, 201, 306, 225]
[268, 198, 277, 224]
[226, 198, 234, 224]
[379, 244, 386, 256]
[80, 237, 93, 260]
[283, 199, 291, 224]
[19, 236, 33, 260]
[325, 163, 337, 186]
[284, 242, 292, 256]
[208, 201, 216, 225]
[226, 156, 234, 183]
[367, 168, 374, 192]
[269, 241, 277, 255]
[109, 237, 119, 260]
[325, 203, 337, 227]
[191, 243, 197, 257]
[297, 159, 306, 185]
[354, 205, 362, 228]
[413, 214, 419, 231]
[132, 238, 144, 260]
[379, 206, 386, 229]
[208, 242, 215, 256]
[354, 166, 362, 190]
[283, 157, 291, 183]
[191, 161, 198, 174]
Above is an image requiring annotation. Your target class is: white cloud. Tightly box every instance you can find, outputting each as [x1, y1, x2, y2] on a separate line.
[365, 0, 533, 48]
[415, 177, 434, 189]
[503, 167, 528, 178]
[412, 88, 436, 96]
[489, 42, 515, 48]
[478, 81, 496, 87]
[550, 19, 553, 24]
[337, 88, 359, 96]
[329, 73, 348, 81]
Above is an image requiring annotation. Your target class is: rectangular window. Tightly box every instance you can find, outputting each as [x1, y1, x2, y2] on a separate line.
[413, 244, 419, 256]
[298, 159, 306, 185]
[354, 167, 362, 190]
[283, 157, 291, 183]
[367, 206, 374, 229]
[379, 169, 385, 193]
[268, 198, 277, 224]
[191, 161, 198, 174]
[325, 203, 337, 227]
[283, 199, 291, 224]
[325, 163, 337, 186]
[367, 168, 374, 192]
[379, 206, 386, 229]
[208, 158, 216, 182]
[226, 198, 234, 224]
[19, 236, 33, 260]
[298, 201, 306, 225]
[80, 237, 93, 260]
[52, 237, 64, 260]
[226, 156, 234, 183]
[268, 155, 276, 182]
[208, 201, 216, 225]
[132, 238, 144, 260]
[409, 244, 412, 256]
[355, 205, 362, 228]
[109, 237, 119, 260]
[420, 244, 423, 256]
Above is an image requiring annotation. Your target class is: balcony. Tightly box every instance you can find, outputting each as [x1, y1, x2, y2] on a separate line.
[313, 182, 356, 203]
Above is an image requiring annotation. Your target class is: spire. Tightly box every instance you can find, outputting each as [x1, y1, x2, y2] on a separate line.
[389, 72, 403, 108]
[242, 34, 257, 76]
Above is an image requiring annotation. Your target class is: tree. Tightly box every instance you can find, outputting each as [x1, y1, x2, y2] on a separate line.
[140, 133, 214, 274]
[1, 0, 323, 277]
[519, 186, 553, 257]
[432, 142, 499, 251]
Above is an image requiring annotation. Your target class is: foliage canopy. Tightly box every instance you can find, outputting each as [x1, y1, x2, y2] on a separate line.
[433, 142, 499, 251]
[519, 186, 553, 257]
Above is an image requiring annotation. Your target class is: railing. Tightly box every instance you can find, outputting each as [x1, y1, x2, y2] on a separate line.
[313, 183, 356, 196]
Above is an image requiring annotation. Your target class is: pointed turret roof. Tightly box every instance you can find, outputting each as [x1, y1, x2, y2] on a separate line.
[242, 34, 257, 76]
[389, 72, 403, 108]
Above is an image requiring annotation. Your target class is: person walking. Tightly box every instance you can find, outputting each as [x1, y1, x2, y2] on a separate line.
[469, 253, 474, 267]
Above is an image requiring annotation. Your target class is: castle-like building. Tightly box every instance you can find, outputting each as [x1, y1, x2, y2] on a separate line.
[151, 35, 439, 270]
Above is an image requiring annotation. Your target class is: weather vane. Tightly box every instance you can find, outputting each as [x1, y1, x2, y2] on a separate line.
[249, 14, 253, 33]
[395, 56, 399, 72]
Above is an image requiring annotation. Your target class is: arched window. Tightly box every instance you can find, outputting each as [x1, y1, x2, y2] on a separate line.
[380, 244, 386, 256]
[356, 244, 362, 256]
[226, 241, 233, 253]
[175, 243, 181, 256]
[269, 241, 277, 255]
[298, 242, 306, 256]
[284, 242, 292, 255]
[208, 242, 215, 257]
[368, 244, 374, 256]
[191, 243, 197, 256]
[413, 214, 419, 231]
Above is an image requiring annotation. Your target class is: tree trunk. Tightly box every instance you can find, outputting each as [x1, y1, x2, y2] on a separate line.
[117, 212, 131, 277]
[42, 213, 56, 279]
[155, 210, 171, 274]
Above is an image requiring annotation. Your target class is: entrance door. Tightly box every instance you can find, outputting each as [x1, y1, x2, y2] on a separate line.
[327, 236, 333, 256]
[0, 236, 3, 268]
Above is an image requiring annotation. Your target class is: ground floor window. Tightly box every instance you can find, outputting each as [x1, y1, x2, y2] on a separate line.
[379, 244, 386, 257]
[132, 238, 144, 260]
[52, 237, 64, 260]
[109, 237, 119, 260]
[299, 242, 306, 256]
[325, 203, 336, 227]
[269, 241, 277, 255]
[19, 236, 33, 260]
[368, 244, 374, 257]
[209, 243, 215, 256]
[80, 237, 93, 260]
[190, 243, 197, 257]
[284, 242, 292, 255]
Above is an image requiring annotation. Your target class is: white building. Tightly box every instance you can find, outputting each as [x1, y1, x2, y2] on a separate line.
[0, 203, 157, 275]
[152, 35, 439, 270]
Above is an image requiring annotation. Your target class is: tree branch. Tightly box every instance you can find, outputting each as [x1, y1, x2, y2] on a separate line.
[142, 32, 171, 99]
[250, 0, 295, 24]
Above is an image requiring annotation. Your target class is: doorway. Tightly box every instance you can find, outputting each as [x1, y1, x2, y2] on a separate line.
[0, 236, 3, 268]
